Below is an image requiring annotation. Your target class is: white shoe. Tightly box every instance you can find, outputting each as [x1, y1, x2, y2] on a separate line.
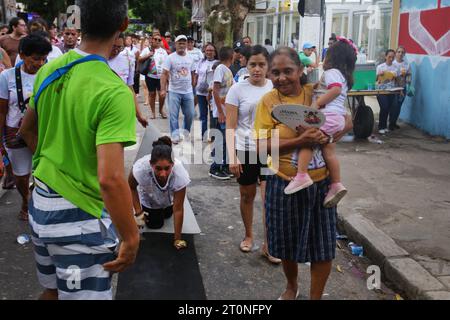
[378, 129, 388, 135]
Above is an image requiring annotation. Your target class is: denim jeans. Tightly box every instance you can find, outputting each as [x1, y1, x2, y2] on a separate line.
[210, 120, 227, 172]
[168, 91, 195, 139]
[377, 94, 398, 130]
[198, 95, 209, 140]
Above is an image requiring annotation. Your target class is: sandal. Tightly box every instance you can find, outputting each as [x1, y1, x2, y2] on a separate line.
[239, 239, 253, 253]
[18, 209, 29, 222]
[2, 177, 15, 190]
[160, 112, 167, 119]
[262, 249, 282, 264]
[174, 239, 187, 250]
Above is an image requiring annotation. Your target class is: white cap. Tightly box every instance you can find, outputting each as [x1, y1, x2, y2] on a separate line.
[175, 35, 187, 42]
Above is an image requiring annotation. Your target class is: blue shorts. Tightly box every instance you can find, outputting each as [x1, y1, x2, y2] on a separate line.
[29, 179, 119, 300]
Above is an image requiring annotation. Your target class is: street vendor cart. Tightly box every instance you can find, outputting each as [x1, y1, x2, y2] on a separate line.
[348, 63, 404, 139]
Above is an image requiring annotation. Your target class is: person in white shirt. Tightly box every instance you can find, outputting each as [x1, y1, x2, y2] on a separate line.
[209, 47, 235, 180]
[392, 46, 412, 130]
[129, 136, 191, 250]
[139, 34, 169, 119]
[225, 45, 280, 264]
[194, 43, 218, 140]
[0, 34, 51, 221]
[15, 31, 63, 66]
[108, 34, 148, 128]
[124, 35, 140, 94]
[376, 49, 399, 133]
[187, 36, 204, 108]
[160, 35, 196, 144]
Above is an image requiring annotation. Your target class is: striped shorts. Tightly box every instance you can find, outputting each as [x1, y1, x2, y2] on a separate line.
[29, 179, 119, 300]
[265, 175, 337, 263]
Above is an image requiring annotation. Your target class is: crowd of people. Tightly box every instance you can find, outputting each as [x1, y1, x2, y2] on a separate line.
[0, 0, 413, 301]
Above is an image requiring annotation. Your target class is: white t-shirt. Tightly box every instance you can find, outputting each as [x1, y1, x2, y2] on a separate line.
[195, 59, 217, 96]
[213, 64, 234, 98]
[187, 48, 204, 71]
[317, 68, 348, 116]
[108, 54, 134, 86]
[225, 79, 273, 151]
[0, 67, 36, 128]
[122, 46, 138, 71]
[162, 52, 195, 94]
[393, 59, 410, 87]
[235, 67, 250, 83]
[376, 62, 399, 88]
[15, 45, 63, 66]
[133, 155, 191, 209]
[140, 47, 168, 79]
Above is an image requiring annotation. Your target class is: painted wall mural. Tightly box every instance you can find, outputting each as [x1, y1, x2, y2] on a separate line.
[398, 0, 450, 138]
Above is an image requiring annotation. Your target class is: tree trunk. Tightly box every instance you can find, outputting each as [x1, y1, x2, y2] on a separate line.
[228, 0, 251, 41]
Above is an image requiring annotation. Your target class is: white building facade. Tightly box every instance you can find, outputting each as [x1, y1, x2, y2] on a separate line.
[244, 0, 393, 62]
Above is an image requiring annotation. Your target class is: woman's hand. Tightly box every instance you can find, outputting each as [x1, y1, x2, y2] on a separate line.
[299, 127, 328, 145]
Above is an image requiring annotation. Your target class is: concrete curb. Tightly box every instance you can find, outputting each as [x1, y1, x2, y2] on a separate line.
[338, 213, 450, 300]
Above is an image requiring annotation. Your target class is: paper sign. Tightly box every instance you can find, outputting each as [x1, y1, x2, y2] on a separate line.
[271, 104, 326, 130]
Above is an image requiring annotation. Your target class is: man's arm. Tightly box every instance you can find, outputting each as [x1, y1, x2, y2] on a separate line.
[129, 86, 148, 128]
[98, 143, 139, 273]
[160, 69, 170, 98]
[128, 171, 142, 216]
[213, 82, 225, 123]
[192, 71, 197, 88]
[18, 106, 38, 153]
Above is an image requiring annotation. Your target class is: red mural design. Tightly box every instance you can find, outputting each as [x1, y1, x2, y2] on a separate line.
[399, 2, 450, 57]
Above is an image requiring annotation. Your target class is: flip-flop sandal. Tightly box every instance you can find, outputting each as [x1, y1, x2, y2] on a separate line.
[239, 240, 253, 253]
[160, 113, 168, 119]
[2, 178, 15, 190]
[262, 249, 282, 264]
[174, 239, 187, 250]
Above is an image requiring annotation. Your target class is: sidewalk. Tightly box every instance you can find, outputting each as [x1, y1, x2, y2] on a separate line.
[337, 114, 450, 300]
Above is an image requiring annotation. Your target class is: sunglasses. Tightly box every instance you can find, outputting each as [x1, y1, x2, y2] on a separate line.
[64, 32, 77, 36]
[154, 38, 162, 42]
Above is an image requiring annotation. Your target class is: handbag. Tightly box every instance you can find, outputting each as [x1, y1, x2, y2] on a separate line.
[4, 65, 27, 149]
[139, 51, 154, 76]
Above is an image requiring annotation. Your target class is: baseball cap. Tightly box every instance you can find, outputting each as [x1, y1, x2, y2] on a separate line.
[187, 36, 194, 42]
[175, 35, 188, 42]
[165, 32, 171, 37]
[303, 42, 316, 50]
[233, 40, 243, 52]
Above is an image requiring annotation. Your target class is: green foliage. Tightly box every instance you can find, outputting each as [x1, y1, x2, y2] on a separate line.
[129, 0, 188, 33]
[175, 9, 190, 34]
[21, 0, 74, 23]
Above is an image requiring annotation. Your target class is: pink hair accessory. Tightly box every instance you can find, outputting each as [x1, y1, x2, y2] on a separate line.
[336, 36, 359, 54]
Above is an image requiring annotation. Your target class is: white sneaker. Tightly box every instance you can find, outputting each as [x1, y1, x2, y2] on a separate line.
[378, 129, 388, 135]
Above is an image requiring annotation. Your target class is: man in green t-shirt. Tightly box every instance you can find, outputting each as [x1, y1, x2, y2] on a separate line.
[299, 42, 320, 72]
[20, 0, 139, 300]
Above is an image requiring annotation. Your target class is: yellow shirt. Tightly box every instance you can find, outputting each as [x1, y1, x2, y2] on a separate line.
[253, 86, 328, 182]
